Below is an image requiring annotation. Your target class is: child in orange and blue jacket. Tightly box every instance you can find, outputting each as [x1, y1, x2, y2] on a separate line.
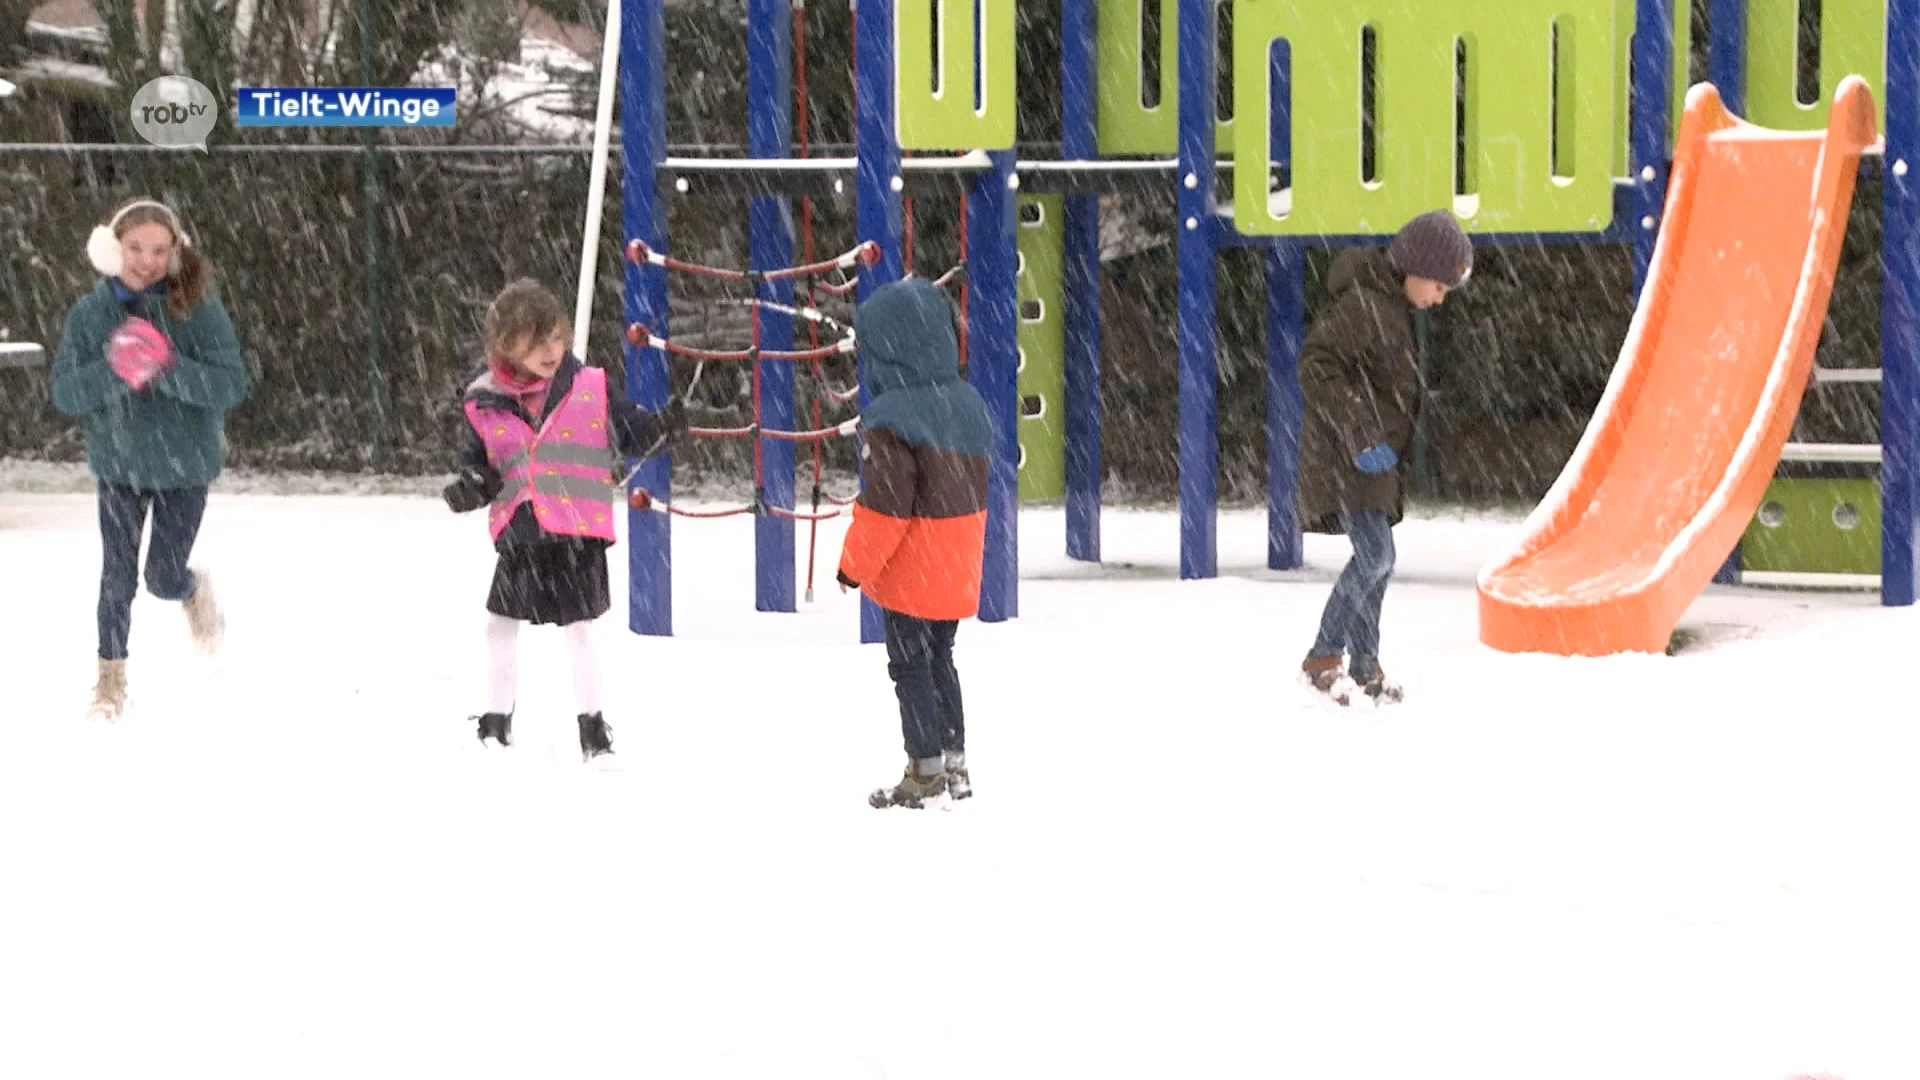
[443, 279, 685, 761]
[836, 278, 993, 809]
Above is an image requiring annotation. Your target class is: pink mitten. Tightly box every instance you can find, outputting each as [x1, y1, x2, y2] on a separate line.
[107, 317, 173, 391]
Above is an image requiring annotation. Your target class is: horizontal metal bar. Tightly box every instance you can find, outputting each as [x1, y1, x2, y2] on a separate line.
[1739, 570, 1882, 589]
[1813, 366, 1883, 383]
[1780, 442, 1883, 463]
[0, 343, 45, 369]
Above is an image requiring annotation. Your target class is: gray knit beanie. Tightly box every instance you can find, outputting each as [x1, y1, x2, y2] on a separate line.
[1388, 209, 1473, 288]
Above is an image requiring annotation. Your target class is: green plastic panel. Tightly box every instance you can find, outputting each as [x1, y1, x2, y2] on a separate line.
[1232, 0, 1618, 236]
[1015, 195, 1066, 502]
[897, 0, 1017, 150]
[1745, 0, 1886, 132]
[1741, 477, 1883, 574]
[1095, 0, 1234, 155]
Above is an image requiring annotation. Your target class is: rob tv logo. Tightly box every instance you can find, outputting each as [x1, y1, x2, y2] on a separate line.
[140, 100, 211, 125]
[130, 76, 218, 150]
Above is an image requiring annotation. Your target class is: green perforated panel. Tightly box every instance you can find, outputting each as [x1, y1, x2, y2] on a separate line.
[1015, 196, 1066, 502]
[1745, 0, 1885, 131]
[1741, 477, 1883, 574]
[1232, 0, 1619, 236]
[1095, 0, 1233, 155]
[897, 0, 1017, 150]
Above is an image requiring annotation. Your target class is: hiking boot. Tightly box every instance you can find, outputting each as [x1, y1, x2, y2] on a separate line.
[577, 711, 614, 760]
[91, 658, 127, 719]
[869, 764, 948, 809]
[475, 711, 512, 746]
[183, 569, 224, 655]
[1301, 654, 1345, 693]
[1347, 662, 1404, 705]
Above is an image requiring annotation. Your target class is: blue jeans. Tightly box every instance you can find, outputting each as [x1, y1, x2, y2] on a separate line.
[1308, 509, 1396, 681]
[883, 610, 964, 763]
[97, 481, 207, 660]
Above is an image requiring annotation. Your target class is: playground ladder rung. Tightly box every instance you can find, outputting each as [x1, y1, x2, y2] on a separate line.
[1780, 442, 1882, 463]
[0, 342, 44, 369]
[1738, 570, 1882, 590]
[1813, 366, 1883, 383]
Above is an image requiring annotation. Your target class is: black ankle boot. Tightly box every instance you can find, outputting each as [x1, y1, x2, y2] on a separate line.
[476, 711, 512, 746]
[577, 712, 613, 759]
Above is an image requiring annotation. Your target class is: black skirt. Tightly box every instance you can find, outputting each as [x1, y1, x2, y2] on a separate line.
[486, 539, 612, 626]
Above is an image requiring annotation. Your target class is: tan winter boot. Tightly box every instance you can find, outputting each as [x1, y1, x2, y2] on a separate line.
[91, 658, 127, 719]
[183, 568, 224, 655]
[1301, 654, 1345, 693]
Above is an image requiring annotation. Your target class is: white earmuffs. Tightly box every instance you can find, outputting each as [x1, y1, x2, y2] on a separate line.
[86, 199, 192, 279]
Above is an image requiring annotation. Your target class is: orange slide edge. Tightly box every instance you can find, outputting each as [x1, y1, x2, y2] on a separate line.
[1475, 76, 1881, 657]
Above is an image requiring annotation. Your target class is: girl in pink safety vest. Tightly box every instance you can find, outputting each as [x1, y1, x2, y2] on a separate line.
[443, 279, 686, 760]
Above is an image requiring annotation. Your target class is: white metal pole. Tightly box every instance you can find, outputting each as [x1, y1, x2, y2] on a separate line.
[574, 0, 623, 360]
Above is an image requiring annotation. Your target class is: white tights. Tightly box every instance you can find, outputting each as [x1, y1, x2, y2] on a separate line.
[486, 614, 602, 716]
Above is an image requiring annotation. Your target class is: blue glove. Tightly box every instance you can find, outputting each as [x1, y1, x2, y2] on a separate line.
[1354, 443, 1399, 474]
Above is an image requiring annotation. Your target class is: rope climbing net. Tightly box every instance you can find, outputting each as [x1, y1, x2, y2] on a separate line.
[620, 235, 879, 527]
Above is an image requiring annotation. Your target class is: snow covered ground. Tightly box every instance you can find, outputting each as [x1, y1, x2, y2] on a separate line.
[3, 479, 1915, 1080]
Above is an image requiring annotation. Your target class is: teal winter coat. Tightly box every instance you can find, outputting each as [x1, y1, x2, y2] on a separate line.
[50, 279, 251, 490]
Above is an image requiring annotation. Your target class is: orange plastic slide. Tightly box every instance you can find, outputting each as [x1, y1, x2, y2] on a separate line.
[1477, 77, 1880, 656]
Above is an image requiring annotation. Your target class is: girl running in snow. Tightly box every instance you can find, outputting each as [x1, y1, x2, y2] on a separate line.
[443, 279, 686, 760]
[50, 197, 252, 719]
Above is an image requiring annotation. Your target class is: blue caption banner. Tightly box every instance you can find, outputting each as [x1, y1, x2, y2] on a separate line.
[235, 87, 456, 127]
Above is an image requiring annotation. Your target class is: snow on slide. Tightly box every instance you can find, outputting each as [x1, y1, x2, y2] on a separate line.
[1478, 77, 1881, 657]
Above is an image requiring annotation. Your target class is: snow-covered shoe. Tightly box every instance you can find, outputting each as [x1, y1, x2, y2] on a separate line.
[1301, 654, 1345, 694]
[577, 712, 614, 760]
[1358, 674, 1404, 705]
[90, 658, 126, 719]
[944, 750, 971, 800]
[183, 569, 224, 655]
[869, 766, 948, 809]
[1345, 665, 1404, 706]
[475, 711, 512, 746]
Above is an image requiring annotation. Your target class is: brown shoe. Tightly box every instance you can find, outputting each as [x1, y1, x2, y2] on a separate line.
[183, 568, 224, 655]
[1301, 654, 1344, 692]
[91, 658, 127, 719]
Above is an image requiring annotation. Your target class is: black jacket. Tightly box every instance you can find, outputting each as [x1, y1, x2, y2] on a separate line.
[1295, 248, 1421, 533]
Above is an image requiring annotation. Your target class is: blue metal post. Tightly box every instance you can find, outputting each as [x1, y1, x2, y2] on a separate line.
[969, 150, 1021, 621]
[1175, 0, 1220, 579]
[1708, 0, 1746, 585]
[623, 0, 672, 636]
[1629, 0, 1674, 300]
[749, 0, 797, 613]
[1884, 0, 1920, 605]
[1265, 41, 1303, 571]
[855, 0, 905, 643]
[1267, 247, 1305, 570]
[1062, 0, 1102, 563]
[1707, 0, 1747, 117]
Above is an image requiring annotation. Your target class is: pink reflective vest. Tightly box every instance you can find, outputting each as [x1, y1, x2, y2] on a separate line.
[463, 366, 618, 543]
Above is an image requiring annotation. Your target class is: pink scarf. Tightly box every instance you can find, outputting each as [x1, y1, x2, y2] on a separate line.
[489, 355, 551, 424]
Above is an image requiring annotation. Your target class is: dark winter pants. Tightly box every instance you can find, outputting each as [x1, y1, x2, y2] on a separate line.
[1308, 509, 1396, 680]
[96, 481, 208, 660]
[883, 609, 964, 764]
